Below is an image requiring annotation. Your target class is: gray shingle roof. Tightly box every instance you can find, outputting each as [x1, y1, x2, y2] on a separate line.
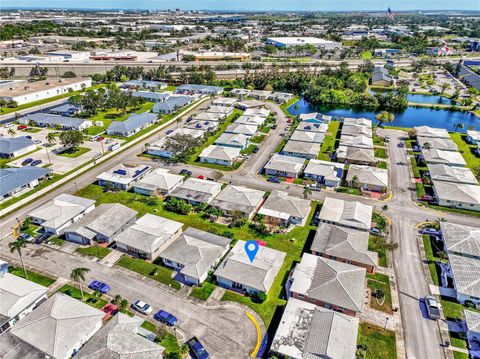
[0, 137, 35, 156]
[372, 66, 392, 84]
[440, 222, 480, 258]
[76, 313, 164, 359]
[259, 190, 311, 220]
[346, 165, 388, 188]
[210, 184, 265, 215]
[433, 180, 480, 205]
[10, 293, 104, 359]
[107, 113, 158, 134]
[336, 145, 375, 163]
[23, 113, 89, 128]
[427, 164, 479, 185]
[159, 228, 232, 281]
[465, 309, 480, 333]
[311, 223, 378, 268]
[152, 96, 192, 113]
[0, 167, 50, 197]
[290, 253, 366, 312]
[449, 253, 480, 299]
[319, 197, 373, 230]
[131, 91, 170, 102]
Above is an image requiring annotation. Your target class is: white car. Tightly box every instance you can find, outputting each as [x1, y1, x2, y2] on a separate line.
[131, 300, 153, 315]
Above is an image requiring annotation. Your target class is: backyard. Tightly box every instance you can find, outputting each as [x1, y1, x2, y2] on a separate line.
[357, 322, 397, 359]
[317, 121, 340, 161]
[9, 266, 56, 287]
[58, 284, 108, 309]
[367, 273, 393, 313]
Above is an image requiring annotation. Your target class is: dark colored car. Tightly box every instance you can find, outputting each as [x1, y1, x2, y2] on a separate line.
[154, 310, 177, 326]
[180, 169, 192, 176]
[30, 160, 42, 166]
[34, 232, 52, 244]
[397, 142, 405, 148]
[267, 177, 281, 183]
[25, 135, 32, 139]
[18, 233, 32, 242]
[22, 158, 33, 165]
[187, 337, 209, 359]
[166, 129, 174, 135]
[96, 136, 105, 141]
[88, 280, 111, 294]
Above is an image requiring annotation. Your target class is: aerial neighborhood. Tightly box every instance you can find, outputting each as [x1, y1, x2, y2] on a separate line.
[0, 4, 480, 359]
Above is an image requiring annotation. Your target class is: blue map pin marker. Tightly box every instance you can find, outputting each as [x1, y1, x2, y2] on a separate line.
[245, 240, 259, 263]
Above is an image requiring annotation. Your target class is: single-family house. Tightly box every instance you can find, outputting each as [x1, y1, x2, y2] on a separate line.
[289, 253, 366, 316]
[214, 240, 286, 295]
[243, 108, 270, 118]
[264, 154, 305, 178]
[133, 168, 184, 195]
[176, 84, 223, 95]
[114, 213, 183, 260]
[258, 190, 312, 226]
[214, 132, 249, 149]
[346, 165, 388, 192]
[303, 159, 344, 187]
[290, 130, 325, 144]
[0, 167, 50, 202]
[281, 140, 321, 160]
[212, 97, 237, 107]
[48, 103, 79, 116]
[106, 113, 158, 137]
[311, 223, 378, 273]
[76, 313, 165, 358]
[341, 124, 371, 137]
[199, 145, 241, 166]
[336, 145, 376, 165]
[417, 136, 458, 152]
[343, 118, 372, 128]
[466, 130, 480, 145]
[268, 92, 294, 103]
[371, 66, 392, 86]
[131, 91, 170, 103]
[28, 194, 96, 235]
[440, 222, 480, 259]
[206, 105, 233, 116]
[169, 178, 222, 205]
[235, 100, 265, 110]
[295, 121, 328, 134]
[249, 90, 271, 100]
[318, 197, 373, 231]
[225, 123, 258, 137]
[465, 310, 480, 344]
[159, 227, 232, 285]
[230, 88, 251, 97]
[186, 120, 219, 132]
[194, 111, 224, 122]
[299, 113, 331, 124]
[432, 180, 480, 211]
[427, 164, 478, 185]
[235, 115, 265, 127]
[421, 148, 467, 167]
[0, 268, 48, 333]
[448, 253, 480, 306]
[122, 79, 167, 90]
[21, 113, 92, 131]
[63, 203, 138, 244]
[414, 126, 450, 139]
[210, 185, 265, 219]
[96, 164, 151, 190]
[0, 137, 37, 158]
[340, 135, 374, 149]
[271, 297, 359, 359]
[10, 293, 104, 359]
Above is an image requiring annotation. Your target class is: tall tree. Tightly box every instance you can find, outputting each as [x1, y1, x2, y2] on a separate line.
[8, 239, 28, 279]
[70, 267, 90, 300]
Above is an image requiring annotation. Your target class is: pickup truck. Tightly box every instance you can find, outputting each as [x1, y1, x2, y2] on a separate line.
[424, 295, 441, 320]
[187, 337, 209, 359]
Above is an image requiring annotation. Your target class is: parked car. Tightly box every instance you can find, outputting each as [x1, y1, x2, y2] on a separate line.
[253, 147, 259, 153]
[17, 125, 28, 130]
[308, 183, 321, 191]
[421, 227, 441, 236]
[180, 169, 192, 176]
[30, 160, 42, 166]
[34, 232, 51, 244]
[25, 135, 32, 140]
[166, 129, 174, 135]
[384, 136, 390, 143]
[267, 177, 281, 183]
[420, 195, 435, 202]
[18, 233, 32, 242]
[88, 280, 111, 294]
[187, 337, 209, 359]
[105, 138, 113, 144]
[154, 310, 177, 326]
[131, 300, 153, 315]
[33, 140, 41, 144]
[197, 175, 205, 180]
[424, 295, 441, 320]
[22, 158, 33, 165]
[397, 142, 405, 148]
[96, 136, 105, 142]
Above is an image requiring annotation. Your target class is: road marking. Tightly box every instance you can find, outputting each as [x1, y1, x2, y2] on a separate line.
[246, 312, 262, 358]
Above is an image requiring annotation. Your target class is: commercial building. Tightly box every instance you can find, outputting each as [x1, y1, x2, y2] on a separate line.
[266, 37, 342, 50]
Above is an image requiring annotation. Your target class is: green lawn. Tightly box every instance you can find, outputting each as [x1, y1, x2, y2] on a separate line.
[241, 144, 257, 155]
[374, 147, 387, 159]
[377, 161, 388, 170]
[318, 121, 340, 161]
[453, 350, 469, 359]
[116, 255, 181, 290]
[9, 266, 56, 287]
[76, 245, 112, 259]
[90, 102, 155, 129]
[367, 273, 393, 314]
[368, 235, 387, 267]
[159, 333, 180, 354]
[58, 284, 107, 309]
[449, 132, 479, 174]
[279, 96, 300, 117]
[357, 322, 397, 359]
[251, 134, 265, 143]
[335, 186, 363, 196]
[49, 236, 65, 246]
[449, 332, 467, 349]
[58, 147, 91, 158]
[141, 320, 157, 332]
[190, 282, 216, 301]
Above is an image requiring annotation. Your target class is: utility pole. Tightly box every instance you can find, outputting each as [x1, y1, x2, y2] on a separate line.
[45, 148, 52, 165]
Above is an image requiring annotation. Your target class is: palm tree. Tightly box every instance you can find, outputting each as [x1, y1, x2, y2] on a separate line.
[46, 132, 57, 146]
[453, 122, 464, 133]
[8, 239, 28, 279]
[380, 204, 388, 213]
[7, 128, 16, 137]
[118, 299, 129, 312]
[112, 294, 122, 305]
[375, 111, 395, 128]
[440, 82, 450, 95]
[70, 267, 90, 301]
[303, 186, 312, 200]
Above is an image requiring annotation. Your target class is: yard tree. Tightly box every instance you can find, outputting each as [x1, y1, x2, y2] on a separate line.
[70, 267, 90, 301]
[375, 111, 395, 127]
[46, 132, 57, 146]
[164, 134, 203, 163]
[9, 239, 28, 279]
[59, 130, 84, 151]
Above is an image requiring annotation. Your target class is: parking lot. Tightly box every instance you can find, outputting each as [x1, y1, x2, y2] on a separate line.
[1, 127, 124, 174]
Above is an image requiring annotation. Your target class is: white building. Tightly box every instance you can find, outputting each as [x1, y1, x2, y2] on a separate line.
[199, 145, 241, 167]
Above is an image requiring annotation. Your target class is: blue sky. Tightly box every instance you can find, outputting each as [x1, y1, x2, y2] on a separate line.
[2, 0, 478, 11]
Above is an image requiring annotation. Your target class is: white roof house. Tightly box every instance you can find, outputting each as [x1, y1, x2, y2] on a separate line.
[214, 132, 250, 149]
[290, 130, 325, 144]
[235, 115, 266, 127]
[258, 190, 312, 226]
[195, 111, 224, 122]
[340, 135, 374, 149]
[0, 271, 48, 332]
[249, 90, 272, 100]
[303, 159, 345, 187]
[341, 124, 372, 137]
[212, 97, 237, 107]
[271, 297, 359, 359]
[281, 140, 321, 159]
[114, 213, 183, 260]
[417, 136, 458, 152]
[10, 293, 104, 359]
[96, 164, 151, 190]
[343, 118, 372, 128]
[243, 108, 270, 118]
[346, 165, 388, 190]
[206, 105, 233, 115]
[214, 240, 286, 294]
[336, 145, 376, 164]
[264, 154, 305, 178]
[186, 120, 219, 132]
[133, 168, 184, 195]
[465, 310, 480, 341]
[170, 178, 223, 204]
[449, 253, 480, 305]
[225, 123, 258, 137]
[318, 197, 373, 231]
[28, 194, 95, 235]
[76, 313, 165, 359]
[159, 227, 232, 285]
[210, 185, 265, 219]
[432, 180, 480, 211]
[199, 145, 241, 166]
[290, 253, 366, 314]
[422, 149, 467, 167]
[414, 126, 450, 139]
[296, 121, 328, 133]
[427, 164, 479, 185]
[440, 222, 480, 259]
